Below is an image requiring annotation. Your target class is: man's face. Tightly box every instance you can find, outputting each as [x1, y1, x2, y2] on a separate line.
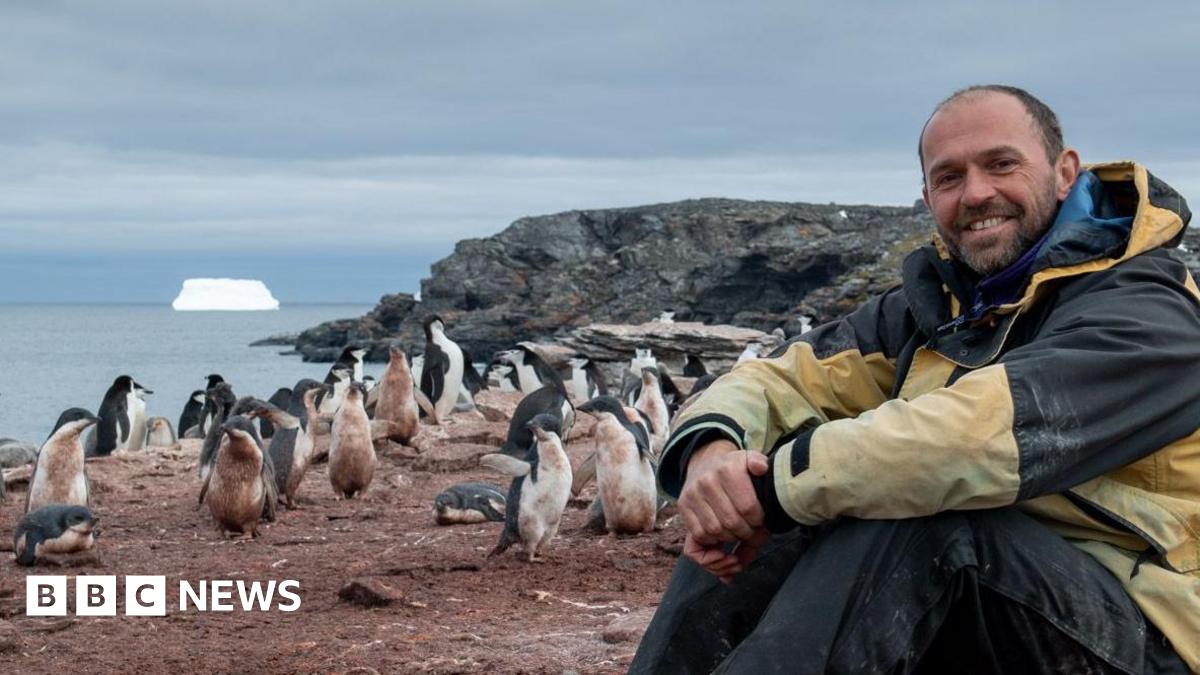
[921, 92, 1077, 276]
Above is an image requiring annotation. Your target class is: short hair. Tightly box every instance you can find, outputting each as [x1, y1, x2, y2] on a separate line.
[918, 85, 1064, 176]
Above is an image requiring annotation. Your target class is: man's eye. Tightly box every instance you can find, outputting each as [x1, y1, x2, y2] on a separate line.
[933, 173, 959, 188]
[991, 158, 1017, 170]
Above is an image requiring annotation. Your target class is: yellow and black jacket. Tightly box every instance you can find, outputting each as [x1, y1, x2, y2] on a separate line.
[659, 162, 1200, 668]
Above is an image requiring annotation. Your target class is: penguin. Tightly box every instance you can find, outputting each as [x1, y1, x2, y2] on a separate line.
[259, 387, 292, 440]
[125, 381, 153, 452]
[257, 379, 324, 508]
[198, 415, 278, 538]
[655, 311, 675, 324]
[634, 367, 671, 457]
[26, 411, 98, 513]
[411, 353, 425, 389]
[317, 365, 353, 415]
[198, 382, 238, 482]
[495, 344, 566, 395]
[329, 382, 376, 499]
[673, 373, 719, 422]
[433, 482, 506, 525]
[497, 385, 575, 459]
[331, 345, 367, 384]
[460, 347, 488, 406]
[420, 315, 465, 419]
[567, 356, 606, 402]
[621, 349, 657, 405]
[482, 414, 573, 562]
[576, 396, 657, 535]
[375, 345, 420, 445]
[179, 390, 206, 439]
[199, 373, 225, 436]
[90, 375, 145, 457]
[48, 408, 95, 437]
[737, 343, 763, 364]
[487, 362, 520, 392]
[13, 505, 100, 566]
[683, 353, 708, 378]
[144, 417, 177, 447]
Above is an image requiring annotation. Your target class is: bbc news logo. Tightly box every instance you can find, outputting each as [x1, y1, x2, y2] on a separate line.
[27, 576, 302, 616]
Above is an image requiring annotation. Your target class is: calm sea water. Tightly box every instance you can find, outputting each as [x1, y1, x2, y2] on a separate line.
[0, 303, 383, 443]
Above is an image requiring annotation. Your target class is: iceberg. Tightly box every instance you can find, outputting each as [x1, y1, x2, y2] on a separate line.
[172, 278, 280, 311]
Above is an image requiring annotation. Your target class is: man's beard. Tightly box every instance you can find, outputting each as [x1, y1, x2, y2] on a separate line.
[947, 180, 1059, 277]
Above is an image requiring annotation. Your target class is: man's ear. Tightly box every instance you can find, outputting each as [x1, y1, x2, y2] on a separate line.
[1055, 148, 1081, 201]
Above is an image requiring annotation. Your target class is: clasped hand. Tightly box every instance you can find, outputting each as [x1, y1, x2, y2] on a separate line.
[677, 440, 770, 584]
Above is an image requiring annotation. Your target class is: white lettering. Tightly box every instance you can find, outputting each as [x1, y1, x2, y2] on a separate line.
[276, 580, 302, 612]
[179, 580, 206, 611]
[237, 580, 276, 611]
[210, 580, 234, 611]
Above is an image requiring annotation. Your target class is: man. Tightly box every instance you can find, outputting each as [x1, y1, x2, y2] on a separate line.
[631, 86, 1197, 673]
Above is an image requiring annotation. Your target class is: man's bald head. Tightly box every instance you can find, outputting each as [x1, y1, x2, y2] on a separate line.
[919, 85, 1064, 179]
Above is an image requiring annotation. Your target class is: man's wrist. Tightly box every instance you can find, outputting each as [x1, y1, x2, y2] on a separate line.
[686, 439, 739, 479]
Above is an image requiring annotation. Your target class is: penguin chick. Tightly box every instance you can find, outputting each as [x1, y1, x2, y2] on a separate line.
[483, 413, 573, 562]
[14, 505, 100, 566]
[329, 383, 376, 499]
[144, 417, 177, 447]
[375, 345, 420, 445]
[26, 412, 98, 513]
[634, 367, 671, 458]
[577, 396, 657, 535]
[432, 482, 506, 525]
[199, 415, 277, 538]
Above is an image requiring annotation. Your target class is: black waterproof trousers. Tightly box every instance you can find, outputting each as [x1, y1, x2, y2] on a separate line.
[630, 509, 1187, 674]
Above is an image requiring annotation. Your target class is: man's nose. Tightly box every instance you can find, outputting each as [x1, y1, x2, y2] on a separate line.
[960, 166, 998, 207]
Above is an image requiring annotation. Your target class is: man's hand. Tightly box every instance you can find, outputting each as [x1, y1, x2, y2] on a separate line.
[677, 439, 770, 580]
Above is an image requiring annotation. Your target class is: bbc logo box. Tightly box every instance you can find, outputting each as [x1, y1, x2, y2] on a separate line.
[26, 575, 168, 617]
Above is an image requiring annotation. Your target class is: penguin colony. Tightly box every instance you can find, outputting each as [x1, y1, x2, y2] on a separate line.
[4, 313, 745, 570]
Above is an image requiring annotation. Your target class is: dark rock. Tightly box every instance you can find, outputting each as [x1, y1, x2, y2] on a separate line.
[0, 439, 37, 468]
[601, 608, 657, 644]
[338, 578, 404, 608]
[290, 197, 1200, 363]
[248, 333, 298, 347]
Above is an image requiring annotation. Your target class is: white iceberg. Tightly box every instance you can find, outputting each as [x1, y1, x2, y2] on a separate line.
[172, 278, 280, 311]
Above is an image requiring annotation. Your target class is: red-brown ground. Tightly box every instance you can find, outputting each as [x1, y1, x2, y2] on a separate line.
[0, 400, 685, 674]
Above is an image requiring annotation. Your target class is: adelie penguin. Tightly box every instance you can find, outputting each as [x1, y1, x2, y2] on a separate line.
[259, 387, 293, 440]
[144, 417, 177, 447]
[420, 315, 465, 420]
[256, 379, 324, 508]
[178, 390, 206, 439]
[496, 344, 566, 395]
[125, 381, 153, 452]
[198, 415, 278, 538]
[634, 367, 671, 457]
[14, 505, 100, 566]
[482, 414, 573, 562]
[26, 410, 98, 514]
[496, 384, 575, 459]
[576, 396, 657, 535]
[198, 382, 238, 482]
[199, 373, 225, 436]
[319, 346, 366, 414]
[374, 345, 422, 445]
[88, 375, 150, 457]
[567, 356, 606, 402]
[683, 353, 708, 378]
[433, 482, 506, 526]
[329, 382, 376, 499]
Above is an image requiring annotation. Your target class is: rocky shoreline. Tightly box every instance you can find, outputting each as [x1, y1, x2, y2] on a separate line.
[271, 196, 1200, 365]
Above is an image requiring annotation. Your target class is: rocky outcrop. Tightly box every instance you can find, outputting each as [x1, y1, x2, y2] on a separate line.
[289, 198, 932, 362]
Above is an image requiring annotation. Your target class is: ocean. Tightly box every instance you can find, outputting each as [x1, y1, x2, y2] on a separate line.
[0, 303, 382, 444]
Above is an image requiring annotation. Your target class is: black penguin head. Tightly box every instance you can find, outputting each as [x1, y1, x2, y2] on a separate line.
[205, 374, 225, 389]
[190, 390, 206, 404]
[207, 382, 236, 408]
[134, 381, 153, 397]
[292, 378, 323, 397]
[640, 366, 661, 385]
[221, 415, 261, 448]
[576, 395, 624, 420]
[525, 413, 562, 441]
[330, 367, 351, 383]
[496, 348, 525, 366]
[59, 505, 98, 533]
[111, 375, 135, 392]
[423, 315, 445, 339]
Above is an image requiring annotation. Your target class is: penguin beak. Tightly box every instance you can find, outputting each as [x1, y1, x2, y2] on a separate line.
[84, 414, 101, 426]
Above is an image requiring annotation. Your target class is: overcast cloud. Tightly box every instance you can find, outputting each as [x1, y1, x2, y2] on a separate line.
[2, 1, 1198, 302]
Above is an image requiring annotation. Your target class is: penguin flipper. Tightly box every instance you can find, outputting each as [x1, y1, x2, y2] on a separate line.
[571, 452, 597, 497]
[14, 529, 43, 566]
[479, 453, 531, 477]
[260, 450, 279, 522]
[118, 412, 130, 444]
[23, 460, 38, 513]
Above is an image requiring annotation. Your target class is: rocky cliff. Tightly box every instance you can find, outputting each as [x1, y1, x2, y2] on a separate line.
[290, 198, 934, 362]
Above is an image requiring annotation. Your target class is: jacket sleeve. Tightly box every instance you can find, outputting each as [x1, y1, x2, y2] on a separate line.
[757, 254, 1200, 528]
[657, 286, 912, 497]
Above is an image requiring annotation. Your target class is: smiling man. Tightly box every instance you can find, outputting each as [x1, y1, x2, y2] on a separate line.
[631, 86, 1197, 673]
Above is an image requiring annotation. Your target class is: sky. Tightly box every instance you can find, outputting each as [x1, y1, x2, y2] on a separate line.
[2, 2, 1198, 303]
